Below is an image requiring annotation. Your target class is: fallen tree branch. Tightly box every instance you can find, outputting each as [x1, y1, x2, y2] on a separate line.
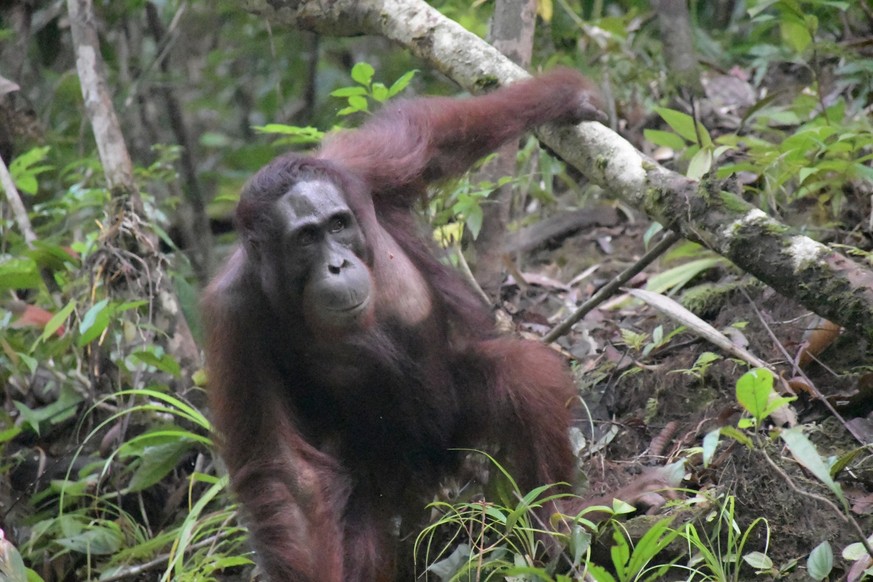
[244, 0, 873, 341]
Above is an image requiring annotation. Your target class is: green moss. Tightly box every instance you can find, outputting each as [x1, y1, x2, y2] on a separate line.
[595, 155, 608, 171]
[681, 280, 757, 317]
[718, 190, 751, 214]
[473, 76, 500, 91]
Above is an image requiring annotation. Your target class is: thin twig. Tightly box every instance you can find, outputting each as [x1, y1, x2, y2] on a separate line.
[0, 153, 37, 247]
[543, 230, 681, 343]
[760, 448, 873, 558]
[740, 288, 864, 443]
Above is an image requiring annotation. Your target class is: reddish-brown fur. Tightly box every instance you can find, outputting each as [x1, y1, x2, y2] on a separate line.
[203, 69, 604, 581]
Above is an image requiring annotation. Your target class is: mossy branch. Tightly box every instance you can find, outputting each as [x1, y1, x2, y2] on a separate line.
[243, 0, 873, 342]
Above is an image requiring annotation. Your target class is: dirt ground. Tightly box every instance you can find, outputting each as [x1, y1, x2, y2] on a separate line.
[501, 213, 873, 580]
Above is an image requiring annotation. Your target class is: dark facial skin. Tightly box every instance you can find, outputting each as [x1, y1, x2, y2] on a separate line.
[258, 180, 373, 331]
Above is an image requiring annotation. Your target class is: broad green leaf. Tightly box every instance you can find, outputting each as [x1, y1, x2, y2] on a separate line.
[720, 425, 755, 448]
[56, 522, 123, 555]
[0, 258, 41, 291]
[702, 428, 720, 468]
[645, 257, 725, 294]
[78, 299, 111, 346]
[586, 562, 617, 582]
[28, 241, 80, 270]
[198, 131, 231, 147]
[464, 206, 483, 239]
[781, 18, 812, 53]
[348, 95, 369, 112]
[687, 147, 713, 179]
[743, 551, 773, 570]
[8, 146, 51, 195]
[736, 368, 773, 422]
[781, 426, 845, 505]
[329, 86, 368, 97]
[13, 386, 83, 435]
[568, 525, 591, 566]
[131, 350, 182, 377]
[388, 69, 417, 97]
[371, 82, 389, 103]
[611, 528, 630, 579]
[806, 541, 833, 581]
[842, 536, 873, 561]
[654, 107, 699, 143]
[128, 439, 194, 492]
[350, 62, 375, 86]
[644, 128, 688, 150]
[39, 300, 76, 343]
[0, 532, 29, 582]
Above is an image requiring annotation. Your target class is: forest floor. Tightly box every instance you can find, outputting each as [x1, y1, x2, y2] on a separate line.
[500, 204, 873, 579]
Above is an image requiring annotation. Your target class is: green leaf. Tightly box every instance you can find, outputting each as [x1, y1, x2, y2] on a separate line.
[644, 129, 688, 150]
[627, 517, 678, 575]
[798, 166, 818, 183]
[743, 551, 773, 570]
[13, 386, 83, 435]
[78, 299, 111, 346]
[0, 532, 30, 582]
[702, 429, 720, 468]
[806, 541, 833, 581]
[781, 17, 812, 53]
[0, 424, 22, 445]
[347, 95, 369, 113]
[198, 131, 231, 148]
[568, 525, 591, 567]
[131, 350, 182, 377]
[842, 537, 873, 561]
[610, 528, 630, 579]
[253, 124, 325, 141]
[388, 69, 418, 97]
[464, 206, 483, 239]
[39, 300, 76, 343]
[28, 242, 79, 271]
[781, 426, 846, 505]
[9, 146, 51, 195]
[719, 425, 755, 448]
[654, 107, 699, 143]
[56, 522, 123, 555]
[350, 62, 375, 86]
[371, 82, 389, 103]
[0, 258, 41, 291]
[645, 257, 725, 294]
[329, 86, 369, 97]
[735, 368, 773, 423]
[128, 439, 194, 492]
[587, 562, 617, 582]
[687, 147, 713, 179]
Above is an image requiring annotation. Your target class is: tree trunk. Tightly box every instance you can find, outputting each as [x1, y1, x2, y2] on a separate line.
[67, 0, 200, 376]
[472, 0, 537, 296]
[651, 0, 704, 96]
